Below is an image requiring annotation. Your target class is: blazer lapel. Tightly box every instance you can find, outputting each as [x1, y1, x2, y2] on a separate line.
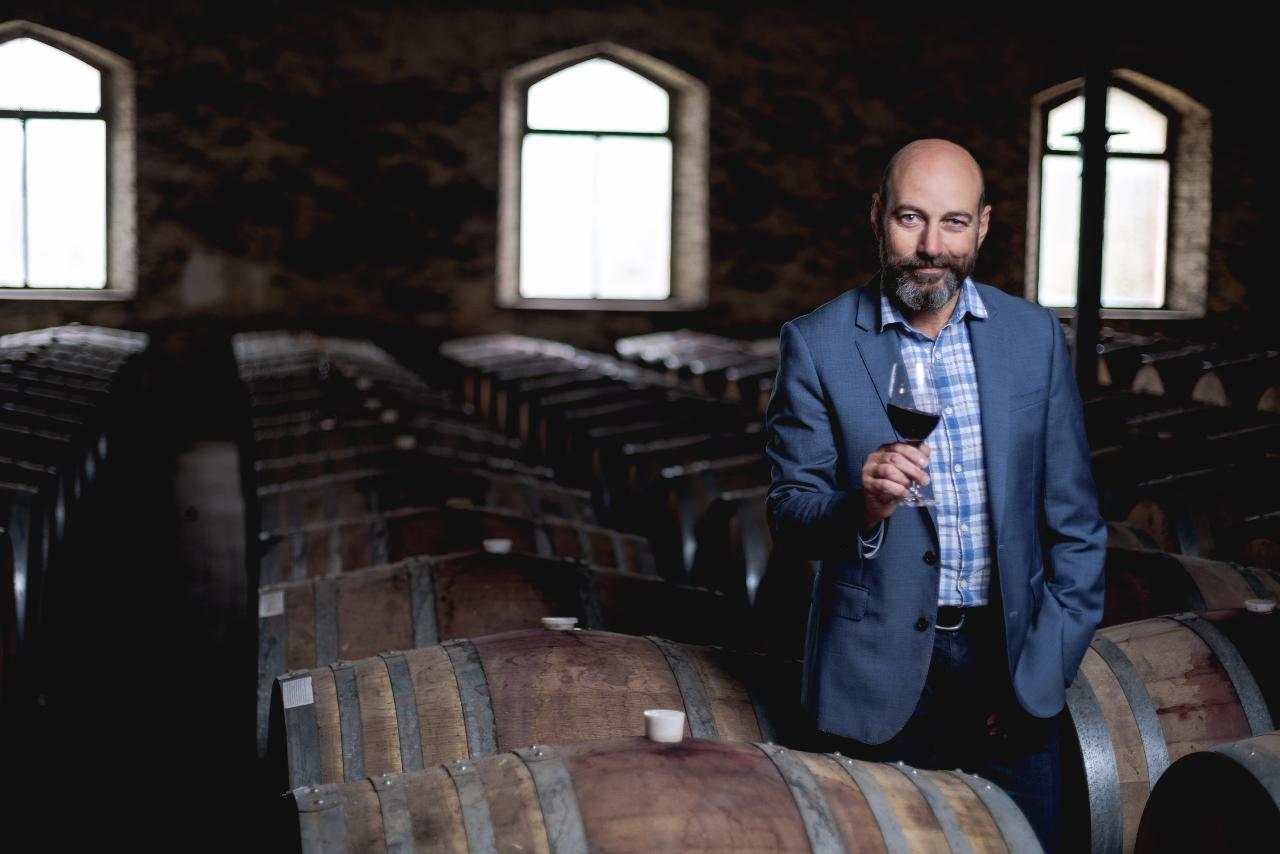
[853, 277, 940, 537]
[968, 298, 1010, 549]
[852, 278, 898, 416]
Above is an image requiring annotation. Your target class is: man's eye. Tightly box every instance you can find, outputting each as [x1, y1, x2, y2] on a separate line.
[899, 214, 920, 224]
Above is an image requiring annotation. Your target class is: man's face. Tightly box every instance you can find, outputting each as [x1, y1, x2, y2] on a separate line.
[872, 148, 990, 313]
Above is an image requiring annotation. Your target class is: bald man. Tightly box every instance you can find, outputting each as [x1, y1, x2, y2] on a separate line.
[766, 140, 1105, 852]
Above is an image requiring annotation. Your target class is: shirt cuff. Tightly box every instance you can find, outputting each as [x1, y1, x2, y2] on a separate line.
[858, 521, 885, 559]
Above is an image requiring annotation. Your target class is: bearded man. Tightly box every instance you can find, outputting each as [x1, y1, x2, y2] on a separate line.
[765, 139, 1105, 853]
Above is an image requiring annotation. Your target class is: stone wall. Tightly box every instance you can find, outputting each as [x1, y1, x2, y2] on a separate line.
[1, 2, 1265, 363]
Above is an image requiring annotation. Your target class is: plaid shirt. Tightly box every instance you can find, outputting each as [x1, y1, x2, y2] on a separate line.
[872, 277, 992, 607]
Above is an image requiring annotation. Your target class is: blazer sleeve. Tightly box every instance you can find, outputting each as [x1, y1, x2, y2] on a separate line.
[1040, 312, 1107, 685]
[764, 320, 862, 559]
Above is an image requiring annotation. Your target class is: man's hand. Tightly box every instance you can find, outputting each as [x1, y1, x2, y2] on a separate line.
[861, 442, 931, 531]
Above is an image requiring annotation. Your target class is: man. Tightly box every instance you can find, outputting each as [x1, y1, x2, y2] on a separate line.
[765, 139, 1105, 852]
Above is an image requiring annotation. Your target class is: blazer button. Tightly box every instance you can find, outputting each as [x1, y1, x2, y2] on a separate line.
[915, 617, 929, 631]
[923, 551, 938, 565]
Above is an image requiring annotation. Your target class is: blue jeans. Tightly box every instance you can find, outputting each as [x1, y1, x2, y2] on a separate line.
[821, 608, 1063, 854]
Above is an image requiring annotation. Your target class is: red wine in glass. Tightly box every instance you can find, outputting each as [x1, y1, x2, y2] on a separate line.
[887, 404, 941, 445]
[887, 357, 939, 506]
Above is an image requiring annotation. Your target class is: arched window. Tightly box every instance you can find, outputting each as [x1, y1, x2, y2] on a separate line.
[1026, 70, 1210, 316]
[0, 20, 135, 299]
[498, 43, 708, 310]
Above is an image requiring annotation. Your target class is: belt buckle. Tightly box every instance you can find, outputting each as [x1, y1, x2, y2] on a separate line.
[935, 609, 965, 632]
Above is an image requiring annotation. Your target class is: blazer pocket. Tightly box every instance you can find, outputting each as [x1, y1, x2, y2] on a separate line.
[830, 580, 869, 622]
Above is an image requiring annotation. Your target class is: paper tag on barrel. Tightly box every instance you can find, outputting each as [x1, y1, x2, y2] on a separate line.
[259, 590, 285, 618]
[282, 676, 315, 709]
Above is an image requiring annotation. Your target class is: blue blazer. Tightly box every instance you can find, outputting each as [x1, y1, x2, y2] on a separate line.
[765, 279, 1106, 745]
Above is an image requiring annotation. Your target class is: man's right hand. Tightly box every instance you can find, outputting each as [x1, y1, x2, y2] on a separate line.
[861, 442, 931, 531]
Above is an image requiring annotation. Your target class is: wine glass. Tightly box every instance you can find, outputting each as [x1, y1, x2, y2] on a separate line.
[886, 354, 941, 507]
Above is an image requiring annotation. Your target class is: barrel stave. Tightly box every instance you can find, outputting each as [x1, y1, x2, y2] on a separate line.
[477, 754, 553, 854]
[405, 644, 469, 768]
[797, 754, 889, 854]
[353, 657, 402, 778]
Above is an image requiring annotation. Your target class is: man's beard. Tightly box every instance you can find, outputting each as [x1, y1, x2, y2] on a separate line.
[880, 242, 977, 312]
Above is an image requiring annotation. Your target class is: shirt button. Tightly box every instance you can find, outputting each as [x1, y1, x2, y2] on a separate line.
[953, 463, 963, 473]
[960, 522, 969, 532]
[944, 406, 953, 416]
[935, 355, 943, 362]
[958, 580, 967, 589]
[915, 617, 929, 631]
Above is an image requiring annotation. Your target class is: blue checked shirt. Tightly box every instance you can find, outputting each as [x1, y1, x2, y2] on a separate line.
[861, 277, 992, 607]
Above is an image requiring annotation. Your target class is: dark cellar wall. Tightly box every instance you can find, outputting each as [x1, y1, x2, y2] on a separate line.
[0, 2, 1267, 385]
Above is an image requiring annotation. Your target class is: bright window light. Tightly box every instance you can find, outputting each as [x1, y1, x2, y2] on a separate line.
[528, 58, 668, 133]
[0, 36, 107, 289]
[1038, 86, 1171, 309]
[519, 56, 673, 300]
[0, 37, 100, 112]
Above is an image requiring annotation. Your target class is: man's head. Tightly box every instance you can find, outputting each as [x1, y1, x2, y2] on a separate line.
[871, 139, 991, 313]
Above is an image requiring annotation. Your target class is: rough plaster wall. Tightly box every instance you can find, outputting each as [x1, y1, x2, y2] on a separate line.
[0, 3, 1266, 361]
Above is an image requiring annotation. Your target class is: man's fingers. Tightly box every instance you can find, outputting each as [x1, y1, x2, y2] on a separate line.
[866, 454, 929, 487]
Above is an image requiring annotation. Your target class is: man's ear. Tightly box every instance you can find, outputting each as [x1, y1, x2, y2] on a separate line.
[977, 203, 992, 249]
[870, 192, 883, 241]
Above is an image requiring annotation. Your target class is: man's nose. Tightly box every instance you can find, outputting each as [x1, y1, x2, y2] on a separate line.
[918, 223, 944, 259]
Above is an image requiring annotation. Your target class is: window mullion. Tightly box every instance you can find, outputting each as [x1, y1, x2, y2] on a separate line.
[21, 116, 28, 287]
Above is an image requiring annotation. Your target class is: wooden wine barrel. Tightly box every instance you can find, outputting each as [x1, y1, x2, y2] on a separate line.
[280, 736, 1041, 853]
[1099, 548, 1280, 627]
[268, 628, 803, 789]
[1212, 512, 1280, 572]
[255, 468, 596, 534]
[1134, 731, 1280, 853]
[257, 505, 656, 587]
[1123, 462, 1280, 559]
[723, 357, 779, 409]
[251, 416, 521, 468]
[257, 551, 714, 753]
[1062, 611, 1276, 854]
[1, 479, 52, 656]
[598, 423, 765, 519]
[1104, 522, 1158, 551]
[252, 442, 551, 491]
[691, 486, 773, 604]
[1190, 350, 1280, 411]
[640, 454, 771, 582]
[0, 517, 17, 703]
[1129, 344, 1216, 399]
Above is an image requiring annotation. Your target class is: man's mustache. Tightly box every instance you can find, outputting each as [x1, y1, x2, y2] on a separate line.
[897, 254, 966, 270]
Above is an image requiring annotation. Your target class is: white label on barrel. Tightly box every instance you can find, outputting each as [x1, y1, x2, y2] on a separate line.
[283, 676, 315, 709]
[259, 590, 285, 618]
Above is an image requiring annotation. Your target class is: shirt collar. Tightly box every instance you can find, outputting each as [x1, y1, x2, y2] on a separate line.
[878, 275, 988, 334]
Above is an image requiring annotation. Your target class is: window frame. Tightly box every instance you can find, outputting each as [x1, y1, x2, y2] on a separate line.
[0, 20, 135, 301]
[1025, 69, 1210, 319]
[497, 42, 708, 311]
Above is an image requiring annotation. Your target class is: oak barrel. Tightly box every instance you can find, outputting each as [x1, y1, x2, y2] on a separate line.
[268, 629, 803, 789]
[1099, 548, 1280, 627]
[257, 552, 731, 753]
[257, 504, 655, 587]
[1134, 731, 1280, 853]
[1062, 611, 1276, 853]
[282, 736, 1041, 853]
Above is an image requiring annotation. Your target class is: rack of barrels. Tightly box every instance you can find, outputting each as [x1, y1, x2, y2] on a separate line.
[243, 327, 1280, 852]
[1, 324, 148, 708]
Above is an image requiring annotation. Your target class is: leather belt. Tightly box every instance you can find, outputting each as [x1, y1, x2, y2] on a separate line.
[935, 605, 987, 632]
